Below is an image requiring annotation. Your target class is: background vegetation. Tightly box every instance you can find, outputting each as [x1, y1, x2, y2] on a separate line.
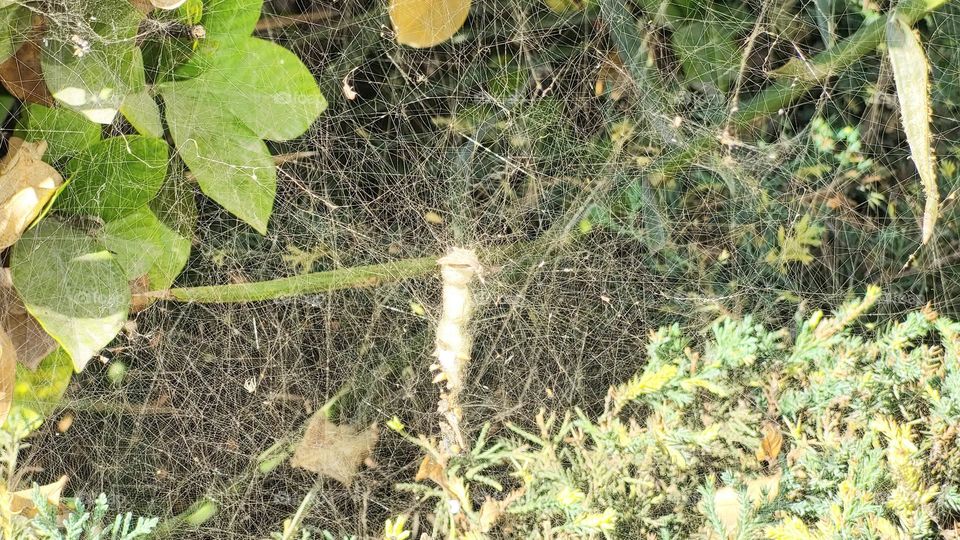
[0, 0, 958, 537]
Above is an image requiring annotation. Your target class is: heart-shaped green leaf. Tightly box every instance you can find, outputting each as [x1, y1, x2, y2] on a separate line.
[162, 80, 276, 233]
[101, 206, 191, 290]
[11, 221, 130, 372]
[23, 104, 102, 162]
[57, 136, 169, 221]
[184, 38, 326, 141]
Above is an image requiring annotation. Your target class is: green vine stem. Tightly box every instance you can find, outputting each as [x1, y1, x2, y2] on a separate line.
[140, 256, 438, 304]
[733, 0, 947, 124]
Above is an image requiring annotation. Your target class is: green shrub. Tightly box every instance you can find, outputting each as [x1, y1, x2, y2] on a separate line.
[400, 286, 960, 538]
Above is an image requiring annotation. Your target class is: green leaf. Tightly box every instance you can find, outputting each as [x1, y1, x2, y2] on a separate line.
[23, 104, 102, 162]
[40, 0, 145, 124]
[120, 91, 164, 138]
[162, 80, 276, 233]
[11, 221, 130, 372]
[184, 37, 326, 140]
[100, 206, 191, 290]
[0, 4, 29, 64]
[671, 21, 741, 91]
[887, 14, 939, 244]
[57, 136, 169, 221]
[202, 0, 263, 37]
[4, 348, 72, 433]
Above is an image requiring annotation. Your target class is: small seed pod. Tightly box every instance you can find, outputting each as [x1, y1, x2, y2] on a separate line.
[0, 138, 63, 250]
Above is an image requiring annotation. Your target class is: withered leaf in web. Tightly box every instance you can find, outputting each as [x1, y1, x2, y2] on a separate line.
[0, 326, 15, 427]
[10, 475, 68, 517]
[0, 138, 63, 250]
[0, 39, 54, 106]
[0, 282, 57, 371]
[755, 422, 783, 463]
[290, 412, 379, 486]
[414, 453, 445, 485]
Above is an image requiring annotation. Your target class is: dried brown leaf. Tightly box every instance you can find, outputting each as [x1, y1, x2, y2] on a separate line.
[414, 453, 445, 485]
[290, 412, 379, 486]
[0, 138, 64, 250]
[0, 39, 54, 106]
[478, 488, 525, 533]
[755, 422, 783, 463]
[11, 475, 67, 517]
[0, 281, 57, 371]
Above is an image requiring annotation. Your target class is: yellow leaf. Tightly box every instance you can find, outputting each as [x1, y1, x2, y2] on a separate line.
[389, 0, 471, 48]
[887, 15, 938, 244]
[764, 516, 816, 540]
[289, 412, 379, 486]
[755, 422, 783, 463]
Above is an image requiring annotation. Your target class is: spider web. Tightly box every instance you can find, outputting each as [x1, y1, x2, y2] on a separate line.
[13, 0, 960, 537]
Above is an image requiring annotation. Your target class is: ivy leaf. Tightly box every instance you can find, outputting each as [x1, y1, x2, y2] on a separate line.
[887, 14, 938, 244]
[0, 4, 29, 64]
[162, 80, 276, 233]
[183, 38, 326, 140]
[202, 0, 263, 37]
[23, 104, 101, 162]
[40, 0, 145, 124]
[11, 221, 130, 372]
[57, 136, 169, 221]
[120, 91, 164, 138]
[157, 21, 324, 233]
[100, 206, 191, 290]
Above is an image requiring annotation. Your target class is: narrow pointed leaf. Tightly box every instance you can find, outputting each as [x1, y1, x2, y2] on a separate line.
[887, 14, 938, 243]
